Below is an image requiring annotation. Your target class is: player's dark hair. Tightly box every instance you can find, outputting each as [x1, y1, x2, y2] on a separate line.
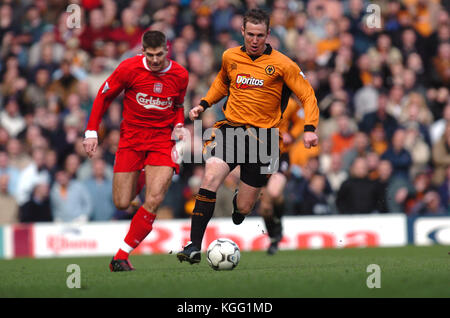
[142, 30, 167, 49]
[243, 8, 270, 32]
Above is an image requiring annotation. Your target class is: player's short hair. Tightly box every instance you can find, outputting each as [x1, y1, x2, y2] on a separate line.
[142, 30, 167, 49]
[243, 8, 270, 32]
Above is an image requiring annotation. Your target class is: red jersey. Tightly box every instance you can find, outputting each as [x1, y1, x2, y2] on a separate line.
[85, 55, 189, 132]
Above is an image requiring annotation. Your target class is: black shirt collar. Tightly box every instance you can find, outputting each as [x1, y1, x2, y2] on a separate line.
[240, 44, 272, 60]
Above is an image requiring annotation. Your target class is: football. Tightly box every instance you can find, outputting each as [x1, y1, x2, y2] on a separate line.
[206, 238, 240, 271]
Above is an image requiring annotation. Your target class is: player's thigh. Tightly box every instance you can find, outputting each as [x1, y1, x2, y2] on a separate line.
[113, 171, 140, 208]
[201, 157, 231, 192]
[144, 165, 174, 204]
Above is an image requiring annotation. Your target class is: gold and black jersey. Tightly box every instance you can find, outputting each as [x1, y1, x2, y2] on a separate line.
[200, 45, 319, 130]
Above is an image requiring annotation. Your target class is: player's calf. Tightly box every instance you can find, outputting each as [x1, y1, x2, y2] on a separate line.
[232, 190, 247, 225]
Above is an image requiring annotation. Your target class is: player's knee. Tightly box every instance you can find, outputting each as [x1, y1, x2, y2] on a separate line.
[114, 197, 131, 211]
[237, 201, 254, 216]
[267, 186, 282, 199]
[266, 175, 286, 199]
[201, 173, 219, 190]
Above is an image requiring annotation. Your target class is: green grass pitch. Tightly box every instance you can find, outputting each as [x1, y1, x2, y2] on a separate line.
[0, 245, 448, 298]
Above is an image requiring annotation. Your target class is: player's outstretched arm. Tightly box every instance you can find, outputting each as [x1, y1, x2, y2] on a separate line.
[83, 60, 129, 159]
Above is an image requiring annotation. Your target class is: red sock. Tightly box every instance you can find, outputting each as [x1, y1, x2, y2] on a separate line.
[114, 206, 156, 260]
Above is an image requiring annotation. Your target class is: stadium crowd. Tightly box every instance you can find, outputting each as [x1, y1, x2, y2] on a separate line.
[0, 0, 449, 224]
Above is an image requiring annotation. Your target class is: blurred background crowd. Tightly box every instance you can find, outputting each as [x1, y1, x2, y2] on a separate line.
[0, 0, 449, 224]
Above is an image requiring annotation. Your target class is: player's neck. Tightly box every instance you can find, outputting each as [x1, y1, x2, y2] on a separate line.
[245, 44, 268, 61]
[148, 58, 170, 73]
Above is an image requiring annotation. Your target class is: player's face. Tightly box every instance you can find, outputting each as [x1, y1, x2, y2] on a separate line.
[241, 22, 269, 56]
[143, 46, 169, 72]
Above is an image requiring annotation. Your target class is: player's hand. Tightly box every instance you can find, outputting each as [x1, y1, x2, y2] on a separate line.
[282, 132, 293, 145]
[303, 131, 318, 149]
[83, 138, 98, 158]
[189, 105, 204, 120]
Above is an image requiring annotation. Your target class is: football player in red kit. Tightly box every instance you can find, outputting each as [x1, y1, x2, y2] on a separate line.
[83, 30, 188, 271]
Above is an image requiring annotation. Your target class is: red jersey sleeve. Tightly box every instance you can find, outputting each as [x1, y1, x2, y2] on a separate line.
[85, 60, 130, 132]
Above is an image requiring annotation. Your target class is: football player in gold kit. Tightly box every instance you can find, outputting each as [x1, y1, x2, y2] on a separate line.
[177, 8, 319, 263]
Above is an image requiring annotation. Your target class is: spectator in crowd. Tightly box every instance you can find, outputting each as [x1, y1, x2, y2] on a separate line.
[336, 156, 379, 214]
[26, 23, 62, 68]
[325, 152, 348, 194]
[5, 137, 31, 171]
[23, 67, 51, 111]
[432, 123, 450, 186]
[369, 124, 389, 156]
[429, 99, 450, 145]
[386, 84, 405, 121]
[0, 97, 26, 138]
[319, 72, 349, 118]
[318, 99, 351, 140]
[48, 59, 79, 105]
[211, 0, 235, 36]
[300, 172, 332, 215]
[341, 131, 371, 172]
[101, 129, 120, 168]
[284, 157, 321, 214]
[430, 42, 450, 87]
[410, 190, 448, 216]
[401, 171, 434, 215]
[352, 72, 382, 122]
[15, 147, 50, 207]
[398, 92, 434, 128]
[367, 32, 403, 73]
[109, 7, 146, 51]
[0, 149, 20, 197]
[83, 157, 115, 221]
[375, 159, 394, 213]
[50, 169, 92, 222]
[381, 128, 413, 181]
[403, 122, 431, 178]
[63, 152, 81, 180]
[437, 166, 450, 212]
[19, 179, 52, 223]
[78, 8, 112, 55]
[359, 92, 399, 140]
[77, 146, 113, 181]
[330, 113, 356, 155]
[0, 174, 18, 224]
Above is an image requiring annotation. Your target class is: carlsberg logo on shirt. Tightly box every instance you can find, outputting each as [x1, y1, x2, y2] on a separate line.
[136, 93, 173, 110]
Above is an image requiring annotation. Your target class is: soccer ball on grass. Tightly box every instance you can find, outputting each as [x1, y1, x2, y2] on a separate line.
[206, 238, 240, 270]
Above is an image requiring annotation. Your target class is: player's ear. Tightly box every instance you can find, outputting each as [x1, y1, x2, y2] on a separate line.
[241, 26, 245, 37]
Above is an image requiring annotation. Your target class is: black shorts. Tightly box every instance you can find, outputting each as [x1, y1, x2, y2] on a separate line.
[203, 120, 280, 188]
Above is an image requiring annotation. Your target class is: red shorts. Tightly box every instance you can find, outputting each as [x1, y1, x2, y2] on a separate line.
[113, 122, 179, 174]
